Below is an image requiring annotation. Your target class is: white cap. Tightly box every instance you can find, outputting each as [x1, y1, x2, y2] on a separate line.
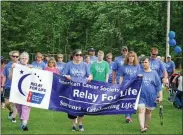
[167, 55, 171, 58]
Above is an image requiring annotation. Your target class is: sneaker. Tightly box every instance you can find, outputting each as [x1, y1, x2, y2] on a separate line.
[140, 128, 147, 133]
[12, 118, 17, 123]
[72, 126, 76, 131]
[21, 125, 28, 131]
[125, 117, 132, 123]
[79, 125, 84, 132]
[8, 111, 13, 119]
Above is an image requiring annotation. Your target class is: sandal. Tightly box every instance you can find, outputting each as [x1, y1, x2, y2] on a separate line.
[144, 126, 148, 131]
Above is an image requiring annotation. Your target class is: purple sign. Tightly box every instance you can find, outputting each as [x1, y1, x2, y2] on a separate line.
[49, 75, 142, 115]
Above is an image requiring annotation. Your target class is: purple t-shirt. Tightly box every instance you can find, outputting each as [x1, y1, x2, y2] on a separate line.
[137, 70, 162, 107]
[3, 61, 13, 89]
[57, 62, 66, 74]
[90, 56, 98, 64]
[63, 61, 90, 82]
[120, 64, 140, 84]
[112, 56, 125, 84]
[150, 58, 166, 78]
[166, 61, 175, 73]
[32, 61, 46, 70]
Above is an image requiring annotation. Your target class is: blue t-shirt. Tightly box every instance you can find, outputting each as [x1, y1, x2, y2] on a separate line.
[137, 70, 162, 107]
[32, 61, 46, 70]
[85, 62, 92, 73]
[63, 61, 90, 82]
[3, 61, 13, 89]
[90, 56, 98, 64]
[120, 64, 140, 84]
[166, 61, 175, 73]
[108, 62, 114, 83]
[57, 62, 66, 74]
[112, 56, 125, 84]
[43, 60, 48, 65]
[150, 58, 166, 78]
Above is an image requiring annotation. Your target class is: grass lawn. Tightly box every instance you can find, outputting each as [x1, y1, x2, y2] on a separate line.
[1, 90, 182, 134]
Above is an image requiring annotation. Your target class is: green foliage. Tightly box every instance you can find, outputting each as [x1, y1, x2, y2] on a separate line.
[1, 1, 183, 57]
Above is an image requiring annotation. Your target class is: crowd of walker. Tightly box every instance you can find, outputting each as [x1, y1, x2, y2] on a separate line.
[1, 46, 182, 133]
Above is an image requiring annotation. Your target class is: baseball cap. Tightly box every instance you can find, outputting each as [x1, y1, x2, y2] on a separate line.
[167, 55, 171, 58]
[57, 54, 63, 57]
[121, 46, 128, 50]
[89, 48, 95, 51]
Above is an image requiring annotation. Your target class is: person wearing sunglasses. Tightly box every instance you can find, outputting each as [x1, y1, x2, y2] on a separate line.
[44, 57, 59, 74]
[112, 46, 128, 84]
[137, 57, 162, 133]
[56, 54, 65, 75]
[90, 50, 109, 82]
[2, 50, 20, 123]
[119, 51, 140, 123]
[63, 49, 92, 132]
[32, 52, 46, 70]
[149, 48, 168, 85]
[106, 53, 114, 83]
[9, 52, 32, 131]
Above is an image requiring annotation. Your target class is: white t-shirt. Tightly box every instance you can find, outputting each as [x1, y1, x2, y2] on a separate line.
[178, 76, 182, 91]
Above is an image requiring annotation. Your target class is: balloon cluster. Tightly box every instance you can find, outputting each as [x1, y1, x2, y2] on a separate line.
[168, 31, 182, 54]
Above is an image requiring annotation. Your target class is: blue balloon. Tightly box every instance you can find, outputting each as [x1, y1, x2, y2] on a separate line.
[169, 31, 175, 39]
[174, 46, 182, 54]
[168, 39, 176, 46]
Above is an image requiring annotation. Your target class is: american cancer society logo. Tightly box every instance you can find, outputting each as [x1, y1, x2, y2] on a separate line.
[18, 69, 46, 104]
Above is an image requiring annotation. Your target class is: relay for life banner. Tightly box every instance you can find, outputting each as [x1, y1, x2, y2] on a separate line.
[10, 64, 142, 115]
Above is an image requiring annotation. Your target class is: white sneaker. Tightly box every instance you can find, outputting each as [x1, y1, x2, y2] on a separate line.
[12, 118, 17, 123]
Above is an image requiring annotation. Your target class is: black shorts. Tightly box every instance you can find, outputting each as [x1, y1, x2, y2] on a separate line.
[4, 89, 11, 99]
[68, 114, 84, 119]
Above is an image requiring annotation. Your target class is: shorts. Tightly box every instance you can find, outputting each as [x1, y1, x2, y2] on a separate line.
[68, 114, 84, 119]
[138, 103, 155, 110]
[4, 89, 11, 99]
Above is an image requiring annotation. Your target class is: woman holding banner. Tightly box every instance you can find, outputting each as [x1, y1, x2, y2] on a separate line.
[63, 49, 92, 132]
[137, 57, 162, 133]
[9, 52, 32, 131]
[119, 51, 140, 123]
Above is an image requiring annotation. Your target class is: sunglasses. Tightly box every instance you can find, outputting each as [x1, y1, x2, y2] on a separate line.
[49, 62, 54, 63]
[142, 62, 148, 63]
[152, 54, 157, 56]
[107, 58, 112, 59]
[12, 55, 19, 58]
[75, 54, 82, 57]
[123, 49, 128, 52]
[58, 57, 63, 58]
